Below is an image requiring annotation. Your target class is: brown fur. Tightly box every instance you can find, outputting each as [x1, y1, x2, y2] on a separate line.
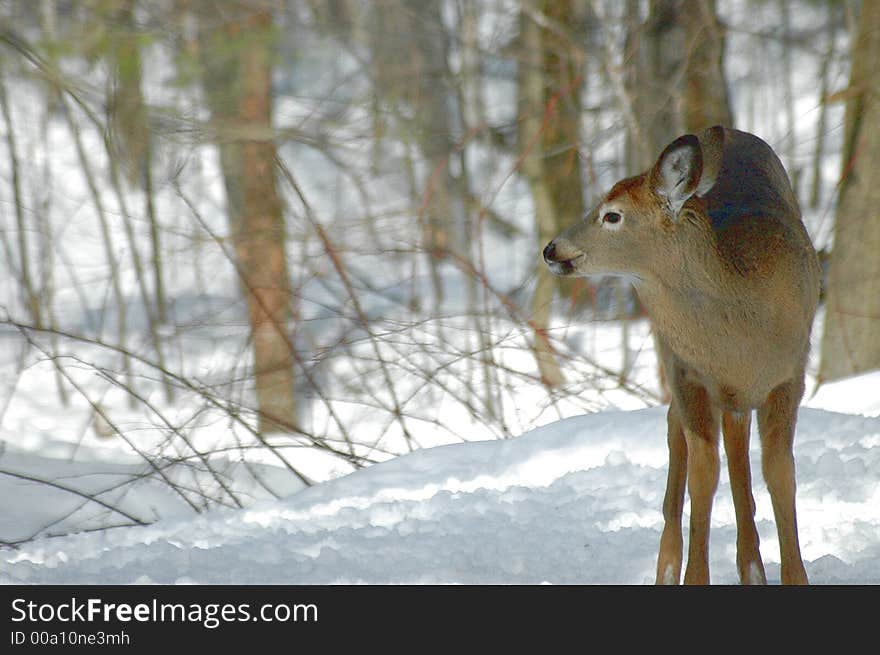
[544, 126, 820, 584]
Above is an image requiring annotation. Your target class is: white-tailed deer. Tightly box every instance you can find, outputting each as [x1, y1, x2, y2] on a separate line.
[543, 126, 820, 584]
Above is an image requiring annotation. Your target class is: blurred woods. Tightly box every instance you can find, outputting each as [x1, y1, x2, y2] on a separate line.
[0, 0, 877, 538]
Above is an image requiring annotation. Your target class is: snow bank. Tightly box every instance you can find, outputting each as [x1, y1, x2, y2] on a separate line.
[3, 405, 879, 585]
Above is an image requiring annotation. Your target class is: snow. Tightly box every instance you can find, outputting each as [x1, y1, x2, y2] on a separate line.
[806, 371, 880, 418]
[2, 373, 879, 585]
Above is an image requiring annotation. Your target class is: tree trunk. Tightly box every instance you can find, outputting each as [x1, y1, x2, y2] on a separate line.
[777, 0, 799, 194]
[199, 7, 297, 433]
[681, 0, 734, 132]
[809, 1, 838, 210]
[104, 3, 176, 404]
[518, 1, 588, 388]
[629, 0, 733, 400]
[638, 0, 686, 160]
[364, 0, 464, 307]
[0, 75, 41, 327]
[624, 0, 650, 173]
[819, 0, 880, 382]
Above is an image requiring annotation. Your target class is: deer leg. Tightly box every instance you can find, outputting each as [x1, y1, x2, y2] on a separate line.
[656, 405, 687, 584]
[721, 410, 766, 584]
[680, 385, 720, 585]
[758, 381, 808, 585]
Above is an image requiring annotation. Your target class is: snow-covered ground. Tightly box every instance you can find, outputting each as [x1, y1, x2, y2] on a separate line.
[2, 371, 878, 585]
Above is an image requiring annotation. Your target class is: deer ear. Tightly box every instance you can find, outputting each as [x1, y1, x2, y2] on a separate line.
[651, 134, 703, 218]
[695, 125, 725, 197]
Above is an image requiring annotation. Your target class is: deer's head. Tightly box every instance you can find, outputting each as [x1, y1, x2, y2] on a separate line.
[543, 129, 722, 283]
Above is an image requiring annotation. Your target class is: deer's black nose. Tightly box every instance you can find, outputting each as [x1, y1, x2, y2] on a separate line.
[543, 241, 557, 263]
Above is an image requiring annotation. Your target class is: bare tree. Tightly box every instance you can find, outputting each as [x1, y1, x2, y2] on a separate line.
[365, 0, 478, 312]
[681, 0, 734, 132]
[809, 0, 839, 210]
[0, 74, 41, 327]
[104, 2, 175, 403]
[518, 1, 588, 387]
[197, 4, 298, 433]
[631, 0, 733, 156]
[819, 0, 880, 382]
[634, 0, 686, 163]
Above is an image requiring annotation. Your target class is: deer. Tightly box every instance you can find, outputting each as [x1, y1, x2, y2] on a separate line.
[543, 126, 820, 584]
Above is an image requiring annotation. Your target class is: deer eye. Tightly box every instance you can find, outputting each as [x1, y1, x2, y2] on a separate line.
[602, 211, 622, 227]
